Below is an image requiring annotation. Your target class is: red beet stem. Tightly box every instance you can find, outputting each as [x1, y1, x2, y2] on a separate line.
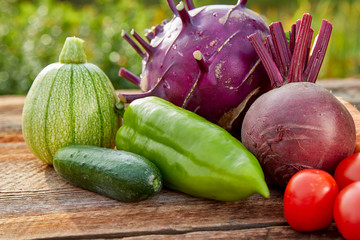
[264, 36, 275, 60]
[131, 29, 154, 57]
[121, 30, 146, 58]
[248, 13, 332, 87]
[295, 19, 301, 39]
[289, 24, 296, 53]
[185, 0, 195, 10]
[269, 22, 292, 78]
[288, 13, 312, 83]
[248, 33, 283, 87]
[304, 28, 314, 70]
[176, 2, 193, 26]
[119, 68, 141, 86]
[304, 20, 333, 83]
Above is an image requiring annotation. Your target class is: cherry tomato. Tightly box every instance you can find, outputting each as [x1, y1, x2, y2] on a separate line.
[283, 169, 339, 232]
[334, 182, 360, 240]
[334, 152, 360, 190]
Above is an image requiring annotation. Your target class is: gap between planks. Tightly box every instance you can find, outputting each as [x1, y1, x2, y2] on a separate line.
[27, 221, 289, 240]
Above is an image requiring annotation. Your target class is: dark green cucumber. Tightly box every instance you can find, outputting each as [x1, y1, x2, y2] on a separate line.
[53, 145, 162, 202]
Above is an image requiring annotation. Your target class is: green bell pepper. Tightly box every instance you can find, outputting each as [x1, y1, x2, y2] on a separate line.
[115, 96, 269, 201]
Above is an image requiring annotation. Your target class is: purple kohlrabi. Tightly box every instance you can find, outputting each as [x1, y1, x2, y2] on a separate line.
[119, 0, 271, 138]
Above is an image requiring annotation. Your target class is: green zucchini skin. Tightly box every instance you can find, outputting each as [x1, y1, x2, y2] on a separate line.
[53, 145, 162, 202]
[22, 37, 120, 165]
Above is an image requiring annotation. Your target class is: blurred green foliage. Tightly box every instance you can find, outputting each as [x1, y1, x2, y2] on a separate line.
[0, 0, 359, 95]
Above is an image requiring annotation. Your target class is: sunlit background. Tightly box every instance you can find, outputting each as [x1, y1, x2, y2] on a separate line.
[0, 0, 359, 94]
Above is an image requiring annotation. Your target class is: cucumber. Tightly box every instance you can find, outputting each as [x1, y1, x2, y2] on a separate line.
[53, 145, 162, 202]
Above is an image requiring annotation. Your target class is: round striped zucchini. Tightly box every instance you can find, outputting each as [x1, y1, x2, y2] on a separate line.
[22, 37, 120, 164]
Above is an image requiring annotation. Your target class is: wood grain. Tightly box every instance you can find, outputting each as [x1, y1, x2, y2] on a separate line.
[0, 95, 24, 143]
[0, 142, 288, 239]
[2, 80, 357, 239]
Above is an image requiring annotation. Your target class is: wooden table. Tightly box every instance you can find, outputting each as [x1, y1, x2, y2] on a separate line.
[1, 79, 359, 239]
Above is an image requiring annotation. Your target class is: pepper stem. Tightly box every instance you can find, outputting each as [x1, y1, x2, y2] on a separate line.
[59, 36, 87, 64]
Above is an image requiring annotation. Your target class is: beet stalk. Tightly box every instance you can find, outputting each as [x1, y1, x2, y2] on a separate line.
[247, 13, 332, 85]
[241, 14, 356, 187]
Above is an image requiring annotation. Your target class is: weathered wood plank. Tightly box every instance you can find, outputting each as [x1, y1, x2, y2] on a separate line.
[0, 137, 344, 240]
[318, 78, 360, 107]
[0, 95, 24, 143]
[120, 225, 343, 240]
[0, 143, 286, 239]
[2, 79, 358, 239]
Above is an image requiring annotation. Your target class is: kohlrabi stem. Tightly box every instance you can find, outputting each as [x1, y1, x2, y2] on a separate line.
[119, 68, 141, 86]
[177, 1, 193, 26]
[193, 50, 209, 73]
[131, 29, 154, 57]
[238, 0, 247, 7]
[185, 0, 195, 10]
[167, 0, 178, 15]
[121, 91, 153, 103]
[154, 24, 164, 35]
[59, 37, 87, 64]
[121, 30, 146, 58]
[145, 31, 155, 42]
[145, 23, 166, 42]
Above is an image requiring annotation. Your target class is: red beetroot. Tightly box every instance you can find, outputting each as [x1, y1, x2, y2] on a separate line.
[241, 13, 356, 187]
[119, 0, 271, 138]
